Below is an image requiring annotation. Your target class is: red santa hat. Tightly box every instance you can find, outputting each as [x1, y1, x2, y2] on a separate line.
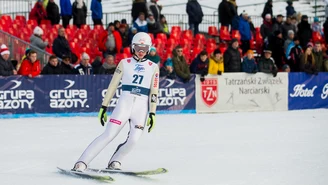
[0, 44, 10, 55]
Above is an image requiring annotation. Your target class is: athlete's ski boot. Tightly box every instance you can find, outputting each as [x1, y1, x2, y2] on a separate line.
[107, 161, 121, 170]
[72, 161, 87, 172]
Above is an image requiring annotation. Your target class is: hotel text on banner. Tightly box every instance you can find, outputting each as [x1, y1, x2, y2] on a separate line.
[196, 73, 289, 113]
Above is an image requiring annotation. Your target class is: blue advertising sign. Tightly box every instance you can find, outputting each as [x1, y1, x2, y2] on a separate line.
[288, 73, 328, 110]
[0, 75, 196, 118]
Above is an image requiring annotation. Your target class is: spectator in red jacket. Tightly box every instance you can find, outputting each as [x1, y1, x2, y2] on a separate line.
[98, 22, 123, 57]
[18, 50, 41, 78]
[29, 0, 47, 25]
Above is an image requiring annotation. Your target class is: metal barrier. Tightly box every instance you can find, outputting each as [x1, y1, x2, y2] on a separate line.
[2, 11, 325, 33]
[0, 0, 32, 14]
[0, 29, 53, 68]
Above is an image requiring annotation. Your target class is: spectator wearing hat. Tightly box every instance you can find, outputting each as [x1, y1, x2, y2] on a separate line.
[286, 36, 303, 72]
[313, 42, 324, 72]
[224, 38, 241, 72]
[60, 0, 72, 28]
[172, 46, 191, 83]
[284, 30, 294, 52]
[281, 16, 297, 40]
[61, 55, 75, 74]
[160, 58, 176, 79]
[297, 15, 312, 48]
[72, 0, 87, 28]
[41, 55, 62, 74]
[91, 0, 103, 25]
[190, 50, 209, 76]
[53, 27, 72, 59]
[147, 0, 162, 22]
[133, 12, 148, 33]
[242, 50, 258, 74]
[0, 44, 17, 76]
[29, 0, 47, 25]
[160, 15, 169, 37]
[239, 12, 251, 54]
[16, 48, 31, 72]
[272, 14, 284, 33]
[120, 19, 130, 42]
[75, 53, 93, 75]
[30, 26, 49, 63]
[286, 1, 296, 18]
[208, 49, 224, 75]
[18, 50, 41, 78]
[99, 55, 116, 75]
[268, 30, 285, 70]
[260, 14, 273, 41]
[119, 24, 129, 48]
[146, 47, 160, 64]
[300, 43, 318, 75]
[261, 0, 273, 19]
[121, 19, 129, 32]
[128, 27, 138, 44]
[186, 0, 204, 35]
[46, 0, 60, 25]
[312, 17, 324, 36]
[132, 0, 148, 22]
[147, 14, 163, 37]
[282, 64, 291, 72]
[98, 23, 123, 57]
[258, 49, 278, 77]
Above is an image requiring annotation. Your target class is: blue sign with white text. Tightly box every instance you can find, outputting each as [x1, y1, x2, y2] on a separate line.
[0, 75, 196, 118]
[288, 73, 328, 110]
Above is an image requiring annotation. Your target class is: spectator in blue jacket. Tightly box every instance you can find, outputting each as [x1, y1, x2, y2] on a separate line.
[60, 0, 72, 28]
[286, 1, 296, 17]
[190, 50, 209, 76]
[242, 50, 258, 73]
[239, 12, 251, 54]
[133, 12, 148, 33]
[91, 0, 103, 25]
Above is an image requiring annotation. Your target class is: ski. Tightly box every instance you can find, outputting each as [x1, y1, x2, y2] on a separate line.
[88, 167, 168, 176]
[57, 167, 115, 182]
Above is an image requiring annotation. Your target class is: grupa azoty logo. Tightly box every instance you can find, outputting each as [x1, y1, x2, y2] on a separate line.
[157, 79, 186, 106]
[0, 80, 34, 109]
[49, 79, 89, 108]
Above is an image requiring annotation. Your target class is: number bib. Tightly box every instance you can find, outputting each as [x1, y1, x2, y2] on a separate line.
[121, 58, 158, 96]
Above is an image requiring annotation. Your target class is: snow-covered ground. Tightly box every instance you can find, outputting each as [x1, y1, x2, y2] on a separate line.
[1, 109, 328, 185]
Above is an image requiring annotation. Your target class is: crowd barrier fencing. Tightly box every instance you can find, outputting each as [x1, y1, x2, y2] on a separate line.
[0, 73, 327, 119]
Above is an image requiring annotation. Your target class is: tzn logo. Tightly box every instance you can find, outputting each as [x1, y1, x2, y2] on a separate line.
[49, 80, 88, 108]
[201, 78, 218, 107]
[290, 84, 317, 97]
[0, 80, 34, 109]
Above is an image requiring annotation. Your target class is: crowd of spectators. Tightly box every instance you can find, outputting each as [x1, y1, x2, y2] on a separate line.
[1, 0, 328, 82]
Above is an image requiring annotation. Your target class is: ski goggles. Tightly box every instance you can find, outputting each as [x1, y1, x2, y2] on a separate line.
[133, 44, 150, 53]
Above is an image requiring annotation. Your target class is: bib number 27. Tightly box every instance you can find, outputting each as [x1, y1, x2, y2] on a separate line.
[132, 74, 144, 84]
